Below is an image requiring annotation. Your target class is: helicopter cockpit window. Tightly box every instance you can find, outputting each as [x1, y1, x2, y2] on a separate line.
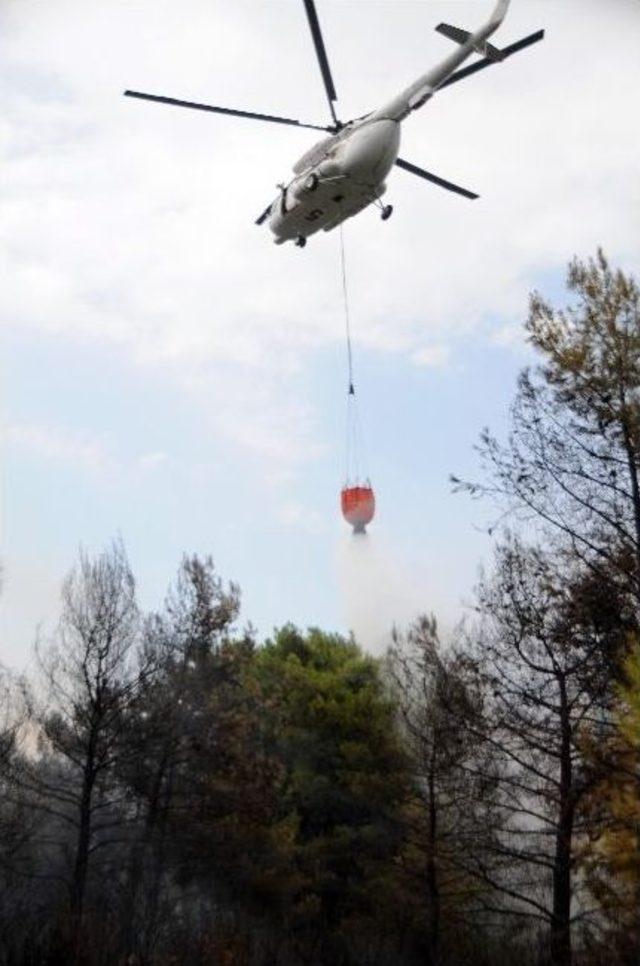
[293, 134, 338, 174]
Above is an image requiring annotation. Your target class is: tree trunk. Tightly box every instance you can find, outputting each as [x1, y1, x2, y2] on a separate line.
[620, 413, 640, 602]
[69, 729, 98, 965]
[123, 748, 173, 961]
[426, 760, 440, 966]
[550, 675, 573, 966]
[72, 736, 97, 921]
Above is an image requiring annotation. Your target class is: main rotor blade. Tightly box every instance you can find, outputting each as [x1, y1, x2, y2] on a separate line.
[124, 90, 331, 131]
[302, 0, 339, 128]
[395, 157, 479, 200]
[255, 203, 272, 226]
[438, 29, 545, 91]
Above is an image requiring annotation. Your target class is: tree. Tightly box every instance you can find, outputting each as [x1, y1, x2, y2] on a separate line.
[468, 539, 633, 966]
[581, 639, 640, 963]
[0, 668, 24, 851]
[116, 554, 282, 965]
[450, 251, 640, 964]
[10, 541, 143, 960]
[388, 615, 500, 966]
[0, 669, 41, 965]
[456, 251, 640, 606]
[255, 626, 410, 964]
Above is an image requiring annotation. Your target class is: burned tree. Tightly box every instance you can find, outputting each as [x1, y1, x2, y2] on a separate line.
[11, 541, 143, 957]
[389, 616, 499, 966]
[469, 540, 633, 966]
[115, 554, 262, 963]
[450, 252, 640, 964]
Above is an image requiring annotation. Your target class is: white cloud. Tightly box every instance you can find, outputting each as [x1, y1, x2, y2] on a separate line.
[1, 0, 639, 484]
[1, 0, 639, 670]
[490, 322, 527, 349]
[412, 344, 451, 368]
[3, 421, 170, 483]
[136, 451, 168, 472]
[3, 422, 113, 476]
[276, 500, 324, 534]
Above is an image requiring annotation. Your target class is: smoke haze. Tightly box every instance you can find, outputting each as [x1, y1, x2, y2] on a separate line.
[336, 532, 431, 656]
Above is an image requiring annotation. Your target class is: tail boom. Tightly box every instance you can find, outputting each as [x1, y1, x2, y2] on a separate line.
[436, 23, 505, 63]
[371, 0, 511, 120]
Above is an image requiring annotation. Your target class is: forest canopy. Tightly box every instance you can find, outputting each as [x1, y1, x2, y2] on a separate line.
[1, 253, 640, 966]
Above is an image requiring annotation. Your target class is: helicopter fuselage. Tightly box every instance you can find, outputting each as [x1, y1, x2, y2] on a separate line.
[125, 1, 544, 247]
[268, 117, 400, 244]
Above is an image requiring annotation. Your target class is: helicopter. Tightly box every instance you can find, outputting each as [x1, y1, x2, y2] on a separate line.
[125, 0, 544, 248]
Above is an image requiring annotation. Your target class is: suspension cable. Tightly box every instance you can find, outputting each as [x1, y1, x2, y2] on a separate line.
[339, 226, 369, 485]
[339, 224, 354, 397]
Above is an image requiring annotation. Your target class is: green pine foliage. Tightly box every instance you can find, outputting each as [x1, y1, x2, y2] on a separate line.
[254, 626, 411, 959]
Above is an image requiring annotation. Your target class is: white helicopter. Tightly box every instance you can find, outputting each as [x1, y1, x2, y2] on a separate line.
[125, 0, 543, 248]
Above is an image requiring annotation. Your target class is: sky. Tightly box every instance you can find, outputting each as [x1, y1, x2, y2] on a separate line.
[2, 0, 640, 670]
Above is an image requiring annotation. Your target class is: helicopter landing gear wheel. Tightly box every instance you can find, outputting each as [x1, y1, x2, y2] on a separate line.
[295, 236, 307, 248]
[381, 204, 393, 221]
[304, 173, 319, 193]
